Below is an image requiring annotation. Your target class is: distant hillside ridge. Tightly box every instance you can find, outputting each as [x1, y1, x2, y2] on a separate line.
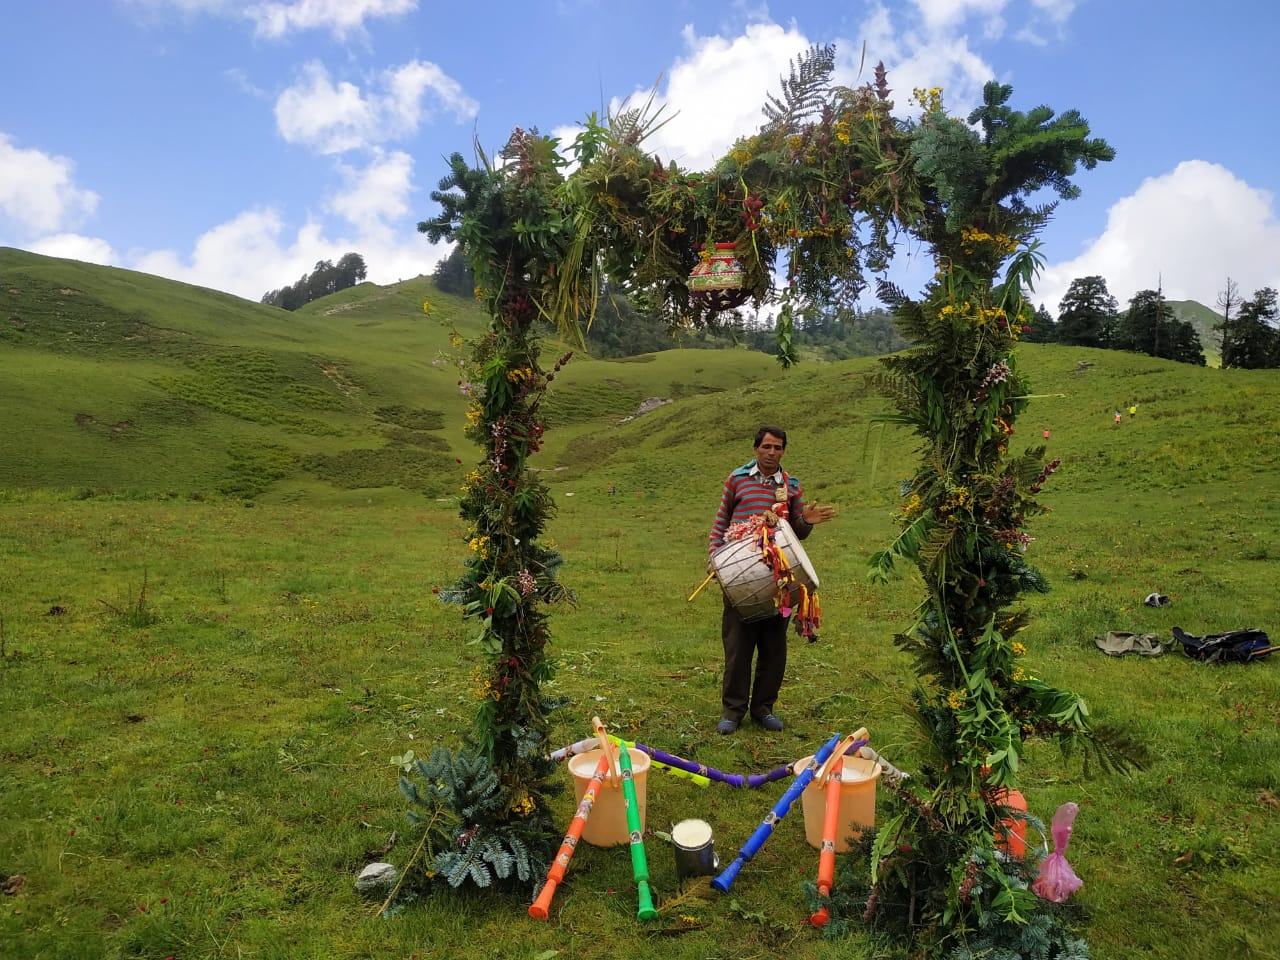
[5, 247, 1278, 509]
[1, 246, 487, 499]
[0, 247, 775, 500]
[1168, 299, 1222, 352]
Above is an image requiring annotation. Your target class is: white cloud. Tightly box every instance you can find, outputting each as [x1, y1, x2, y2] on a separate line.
[247, 0, 416, 39]
[26, 233, 118, 266]
[124, 0, 417, 38]
[611, 22, 815, 169]
[911, 0, 1008, 36]
[0, 134, 100, 235]
[275, 63, 373, 154]
[224, 67, 270, 100]
[383, 60, 477, 128]
[126, 204, 443, 301]
[1038, 161, 1280, 311]
[1029, 0, 1074, 26]
[327, 150, 415, 236]
[131, 208, 311, 298]
[275, 60, 476, 155]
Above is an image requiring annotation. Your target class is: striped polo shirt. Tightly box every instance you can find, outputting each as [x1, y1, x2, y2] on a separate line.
[709, 461, 806, 554]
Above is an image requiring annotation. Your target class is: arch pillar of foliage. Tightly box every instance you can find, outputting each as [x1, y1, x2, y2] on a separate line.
[408, 48, 1130, 952]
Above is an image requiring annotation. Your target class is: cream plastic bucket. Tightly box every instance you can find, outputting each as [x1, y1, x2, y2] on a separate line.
[567, 748, 650, 847]
[797, 754, 881, 852]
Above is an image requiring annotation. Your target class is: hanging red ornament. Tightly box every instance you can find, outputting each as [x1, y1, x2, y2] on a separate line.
[689, 242, 751, 311]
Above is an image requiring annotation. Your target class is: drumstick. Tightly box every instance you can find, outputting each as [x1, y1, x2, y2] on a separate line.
[529, 751, 611, 920]
[712, 732, 842, 893]
[815, 728, 869, 788]
[810, 755, 844, 927]
[687, 571, 716, 602]
[592, 716, 620, 784]
[617, 743, 658, 920]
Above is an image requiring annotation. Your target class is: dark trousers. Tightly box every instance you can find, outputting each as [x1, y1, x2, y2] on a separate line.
[721, 597, 788, 722]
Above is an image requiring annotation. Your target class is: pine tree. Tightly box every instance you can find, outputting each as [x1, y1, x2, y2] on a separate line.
[1222, 287, 1279, 368]
[1056, 276, 1116, 346]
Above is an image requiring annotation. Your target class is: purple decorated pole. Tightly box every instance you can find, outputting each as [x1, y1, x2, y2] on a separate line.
[627, 740, 795, 789]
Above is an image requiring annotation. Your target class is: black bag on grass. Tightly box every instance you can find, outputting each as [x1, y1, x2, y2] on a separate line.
[1172, 627, 1275, 664]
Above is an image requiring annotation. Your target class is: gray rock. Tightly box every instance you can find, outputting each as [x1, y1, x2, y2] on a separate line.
[355, 861, 398, 895]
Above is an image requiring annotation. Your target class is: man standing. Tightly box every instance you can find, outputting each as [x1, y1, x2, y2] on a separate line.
[708, 426, 836, 734]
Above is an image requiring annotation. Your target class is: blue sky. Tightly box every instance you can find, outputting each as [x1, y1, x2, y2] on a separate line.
[2, 0, 1277, 315]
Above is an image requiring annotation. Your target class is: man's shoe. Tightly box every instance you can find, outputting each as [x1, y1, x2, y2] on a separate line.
[752, 713, 784, 732]
[716, 719, 739, 735]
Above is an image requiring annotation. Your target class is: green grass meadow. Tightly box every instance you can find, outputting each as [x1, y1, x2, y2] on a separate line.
[2, 249, 1279, 959]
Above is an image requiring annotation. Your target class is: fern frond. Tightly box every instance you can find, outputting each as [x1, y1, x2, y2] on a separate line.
[876, 278, 911, 310]
[868, 510, 935, 583]
[918, 521, 958, 583]
[762, 44, 836, 131]
[1066, 722, 1149, 778]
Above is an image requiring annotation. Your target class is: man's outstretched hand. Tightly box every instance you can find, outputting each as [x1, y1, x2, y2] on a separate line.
[802, 501, 837, 525]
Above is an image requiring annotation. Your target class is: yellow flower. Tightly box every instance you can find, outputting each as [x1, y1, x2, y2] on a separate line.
[1011, 641, 1027, 656]
[911, 87, 945, 113]
[947, 689, 966, 711]
[941, 487, 974, 514]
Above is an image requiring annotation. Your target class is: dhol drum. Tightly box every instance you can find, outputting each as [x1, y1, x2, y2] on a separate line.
[711, 517, 819, 622]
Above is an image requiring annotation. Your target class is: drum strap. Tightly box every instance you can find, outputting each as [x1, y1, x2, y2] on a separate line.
[766, 470, 791, 521]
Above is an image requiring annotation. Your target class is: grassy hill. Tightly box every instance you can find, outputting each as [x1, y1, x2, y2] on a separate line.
[0, 247, 777, 500]
[9, 247, 1272, 507]
[3, 249, 1280, 960]
[1169, 298, 1223, 362]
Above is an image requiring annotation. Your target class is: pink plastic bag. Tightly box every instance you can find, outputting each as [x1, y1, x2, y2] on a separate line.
[1032, 801, 1082, 903]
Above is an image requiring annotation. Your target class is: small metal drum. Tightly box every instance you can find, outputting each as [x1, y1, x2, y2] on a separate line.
[711, 517, 819, 622]
[672, 818, 719, 879]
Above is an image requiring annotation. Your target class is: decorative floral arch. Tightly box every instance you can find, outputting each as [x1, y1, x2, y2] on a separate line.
[410, 48, 1129, 953]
